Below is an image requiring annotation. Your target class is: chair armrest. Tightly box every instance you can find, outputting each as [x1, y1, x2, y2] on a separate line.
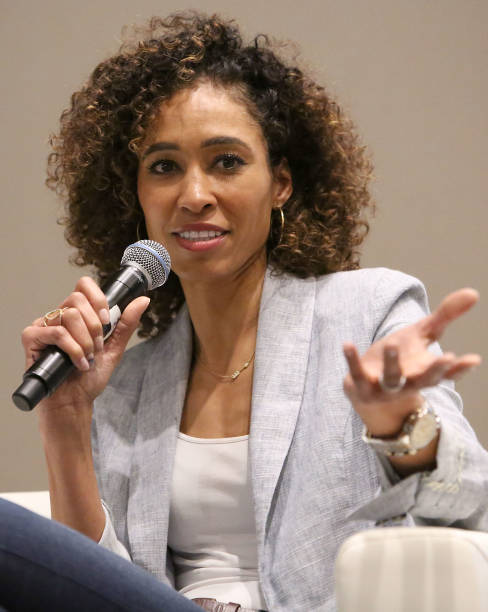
[335, 526, 488, 611]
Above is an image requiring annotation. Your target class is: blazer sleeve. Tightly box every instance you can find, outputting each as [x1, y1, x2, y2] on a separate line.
[91, 410, 132, 560]
[349, 269, 488, 530]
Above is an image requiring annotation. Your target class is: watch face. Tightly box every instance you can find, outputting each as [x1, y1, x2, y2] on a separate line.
[410, 412, 438, 449]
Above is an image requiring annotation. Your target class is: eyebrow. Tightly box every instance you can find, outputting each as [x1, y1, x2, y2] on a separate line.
[142, 136, 251, 159]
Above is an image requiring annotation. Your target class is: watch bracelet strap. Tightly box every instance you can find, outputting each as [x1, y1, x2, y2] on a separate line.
[364, 432, 420, 457]
[361, 400, 440, 457]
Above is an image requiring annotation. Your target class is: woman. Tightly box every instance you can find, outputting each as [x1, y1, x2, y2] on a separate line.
[1, 12, 486, 612]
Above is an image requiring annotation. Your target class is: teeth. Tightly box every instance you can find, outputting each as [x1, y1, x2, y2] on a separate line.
[178, 230, 224, 241]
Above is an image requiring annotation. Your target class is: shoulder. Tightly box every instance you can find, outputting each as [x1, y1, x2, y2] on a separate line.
[270, 267, 427, 307]
[314, 268, 431, 342]
[266, 267, 431, 341]
[314, 267, 428, 305]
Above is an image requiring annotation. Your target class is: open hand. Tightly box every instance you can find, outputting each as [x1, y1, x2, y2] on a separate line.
[343, 288, 481, 437]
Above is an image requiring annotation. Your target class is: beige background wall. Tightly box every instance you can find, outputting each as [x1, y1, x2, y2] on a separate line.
[1, 0, 486, 491]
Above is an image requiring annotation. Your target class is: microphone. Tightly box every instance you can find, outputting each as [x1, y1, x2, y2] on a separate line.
[12, 240, 171, 412]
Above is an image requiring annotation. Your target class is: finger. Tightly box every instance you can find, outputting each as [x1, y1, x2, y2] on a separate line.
[104, 297, 150, 364]
[37, 294, 102, 357]
[343, 343, 371, 395]
[71, 275, 110, 334]
[422, 288, 479, 342]
[61, 291, 105, 353]
[445, 354, 482, 380]
[22, 324, 50, 368]
[74, 276, 109, 311]
[40, 308, 70, 327]
[21, 325, 91, 372]
[56, 306, 97, 359]
[408, 352, 456, 389]
[381, 344, 402, 388]
[26, 291, 104, 368]
[34, 277, 109, 351]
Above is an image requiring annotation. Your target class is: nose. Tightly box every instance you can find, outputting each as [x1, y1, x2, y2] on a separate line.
[177, 165, 217, 214]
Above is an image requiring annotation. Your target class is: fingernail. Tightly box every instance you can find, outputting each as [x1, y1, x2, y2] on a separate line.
[78, 357, 90, 371]
[99, 309, 110, 325]
[95, 336, 104, 352]
[86, 353, 94, 362]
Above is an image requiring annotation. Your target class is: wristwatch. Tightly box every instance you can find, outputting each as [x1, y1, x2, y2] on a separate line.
[362, 400, 441, 457]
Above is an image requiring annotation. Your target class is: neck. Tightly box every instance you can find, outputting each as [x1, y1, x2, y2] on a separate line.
[180, 259, 266, 370]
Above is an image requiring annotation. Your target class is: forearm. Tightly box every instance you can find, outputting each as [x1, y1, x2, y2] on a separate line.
[39, 404, 105, 542]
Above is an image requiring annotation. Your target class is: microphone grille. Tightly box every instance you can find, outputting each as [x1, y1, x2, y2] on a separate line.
[120, 240, 171, 290]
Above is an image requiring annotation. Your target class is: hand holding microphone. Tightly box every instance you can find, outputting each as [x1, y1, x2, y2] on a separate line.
[13, 240, 171, 411]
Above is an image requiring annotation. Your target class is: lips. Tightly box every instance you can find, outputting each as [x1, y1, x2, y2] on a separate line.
[172, 224, 229, 252]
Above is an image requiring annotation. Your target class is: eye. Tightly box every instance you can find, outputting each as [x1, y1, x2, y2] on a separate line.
[214, 153, 246, 171]
[148, 159, 179, 175]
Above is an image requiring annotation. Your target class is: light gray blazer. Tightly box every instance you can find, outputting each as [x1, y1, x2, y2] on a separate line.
[92, 267, 488, 611]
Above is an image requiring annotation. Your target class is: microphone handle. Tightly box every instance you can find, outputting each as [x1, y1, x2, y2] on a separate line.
[12, 266, 147, 412]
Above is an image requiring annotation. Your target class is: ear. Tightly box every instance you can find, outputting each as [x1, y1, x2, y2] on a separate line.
[272, 159, 293, 210]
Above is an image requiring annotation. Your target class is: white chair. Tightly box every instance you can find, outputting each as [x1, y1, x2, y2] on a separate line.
[335, 526, 488, 611]
[0, 490, 51, 518]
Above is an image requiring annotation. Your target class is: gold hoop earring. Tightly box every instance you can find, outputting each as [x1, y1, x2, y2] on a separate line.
[136, 219, 147, 241]
[275, 207, 285, 247]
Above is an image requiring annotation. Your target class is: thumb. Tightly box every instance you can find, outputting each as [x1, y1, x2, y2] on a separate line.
[104, 296, 150, 360]
[423, 288, 479, 341]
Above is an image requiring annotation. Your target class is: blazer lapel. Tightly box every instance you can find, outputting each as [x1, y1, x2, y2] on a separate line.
[250, 270, 316, 548]
[127, 305, 192, 582]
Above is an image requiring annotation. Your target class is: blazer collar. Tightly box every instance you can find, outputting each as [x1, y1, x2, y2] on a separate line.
[126, 268, 316, 578]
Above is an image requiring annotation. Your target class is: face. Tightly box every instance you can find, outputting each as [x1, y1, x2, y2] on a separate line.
[137, 81, 292, 287]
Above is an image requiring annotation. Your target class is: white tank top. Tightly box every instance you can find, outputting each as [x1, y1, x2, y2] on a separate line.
[168, 432, 267, 610]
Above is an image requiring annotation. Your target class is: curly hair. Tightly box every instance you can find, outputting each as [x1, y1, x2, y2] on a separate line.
[47, 11, 374, 337]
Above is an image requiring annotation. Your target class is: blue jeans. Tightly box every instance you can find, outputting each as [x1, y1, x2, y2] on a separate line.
[0, 499, 202, 611]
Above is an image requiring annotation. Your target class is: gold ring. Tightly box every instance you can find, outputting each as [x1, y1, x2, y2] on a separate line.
[42, 307, 70, 327]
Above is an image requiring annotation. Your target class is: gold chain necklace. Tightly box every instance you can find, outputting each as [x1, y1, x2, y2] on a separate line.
[197, 350, 256, 383]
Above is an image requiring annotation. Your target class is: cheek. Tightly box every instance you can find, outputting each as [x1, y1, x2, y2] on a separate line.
[137, 181, 167, 221]
[240, 205, 272, 244]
